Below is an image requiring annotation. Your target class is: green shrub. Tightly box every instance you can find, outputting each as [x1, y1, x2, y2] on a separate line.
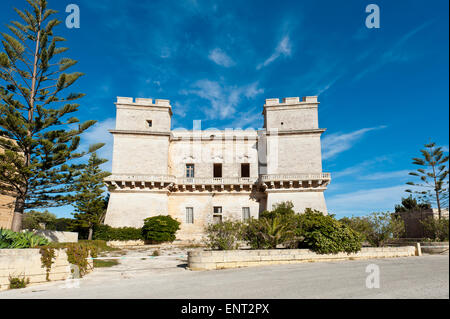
[142, 215, 180, 243]
[0, 229, 49, 249]
[9, 275, 30, 289]
[260, 201, 296, 220]
[93, 259, 119, 268]
[204, 220, 244, 250]
[22, 210, 57, 230]
[53, 218, 77, 231]
[46, 240, 116, 276]
[93, 224, 143, 241]
[152, 249, 160, 256]
[243, 217, 297, 249]
[421, 217, 449, 241]
[298, 209, 362, 254]
[339, 216, 373, 242]
[341, 212, 404, 247]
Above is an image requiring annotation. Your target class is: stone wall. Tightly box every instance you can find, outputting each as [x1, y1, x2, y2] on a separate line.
[169, 192, 260, 240]
[266, 191, 327, 214]
[394, 209, 449, 238]
[32, 230, 78, 243]
[105, 191, 169, 227]
[188, 247, 417, 270]
[0, 194, 15, 229]
[0, 249, 72, 290]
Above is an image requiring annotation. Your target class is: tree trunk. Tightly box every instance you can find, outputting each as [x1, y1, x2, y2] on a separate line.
[88, 227, 93, 241]
[11, 196, 25, 232]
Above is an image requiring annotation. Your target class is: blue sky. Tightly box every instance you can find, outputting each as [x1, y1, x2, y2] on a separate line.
[1, 0, 448, 219]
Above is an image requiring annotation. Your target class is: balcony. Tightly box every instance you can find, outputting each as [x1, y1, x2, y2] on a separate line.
[176, 177, 258, 185]
[105, 173, 330, 191]
[104, 174, 176, 189]
[259, 173, 331, 189]
[260, 173, 331, 182]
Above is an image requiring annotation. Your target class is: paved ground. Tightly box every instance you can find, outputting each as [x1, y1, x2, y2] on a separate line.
[0, 247, 448, 299]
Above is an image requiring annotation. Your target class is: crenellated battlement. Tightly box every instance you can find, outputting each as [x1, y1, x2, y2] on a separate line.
[264, 96, 318, 106]
[116, 97, 171, 107]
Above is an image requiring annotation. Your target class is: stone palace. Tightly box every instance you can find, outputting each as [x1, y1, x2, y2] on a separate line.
[104, 96, 331, 240]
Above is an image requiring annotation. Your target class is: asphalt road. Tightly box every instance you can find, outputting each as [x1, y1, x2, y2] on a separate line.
[1, 255, 448, 299]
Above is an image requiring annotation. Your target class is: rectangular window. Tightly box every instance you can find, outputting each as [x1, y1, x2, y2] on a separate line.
[147, 120, 152, 127]
[213, 206, 222, 224]
[213, 164, 222, 178]
[186, 164, 195, 178]
[186, 207, 194, 224]
[241, 163, 250, 178]
[242, 207, 250, 221]
[213, 215, 222, 224]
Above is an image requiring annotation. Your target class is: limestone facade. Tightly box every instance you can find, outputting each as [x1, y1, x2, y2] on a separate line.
[104, 96, 331, 240]
[0, 144, 15, 230]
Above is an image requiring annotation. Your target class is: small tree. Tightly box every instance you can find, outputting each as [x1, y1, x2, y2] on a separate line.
[260, 201, 295, 220]
[363, 212, 405, 247]
[22, 209, 56, 230]
[420, 217, 449, 242]
[142, 215, 180, 243]
[0, 0, 103, 231]
[394, 195, 431, 212]
[298, 209, 362, 254]
[204, 220, 244, 250]
[406, 142, 449, 219]
[72, 152, 110, 240]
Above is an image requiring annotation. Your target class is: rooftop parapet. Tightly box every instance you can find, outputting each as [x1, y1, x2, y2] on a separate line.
[116, 97, 171, 107]
[264, 96, 318, 106]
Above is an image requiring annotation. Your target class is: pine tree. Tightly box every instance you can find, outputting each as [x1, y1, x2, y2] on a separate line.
[72, 152, 110, 240]
[0, 0, 103, 230]
[406, 142, 449, 219]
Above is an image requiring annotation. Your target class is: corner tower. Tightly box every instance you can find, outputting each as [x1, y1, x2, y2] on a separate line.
[104, 97, 173, 227]
[261, 96, 330, 214]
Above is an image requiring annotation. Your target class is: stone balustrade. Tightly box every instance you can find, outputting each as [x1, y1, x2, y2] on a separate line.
[260, 173, 331, 182]
[105, 173, 330, 191]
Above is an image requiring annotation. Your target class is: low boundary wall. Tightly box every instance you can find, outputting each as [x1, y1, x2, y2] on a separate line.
[0, 248, 90, 291]
[32, 230, 78, 243]
[188, 246, 417, 270]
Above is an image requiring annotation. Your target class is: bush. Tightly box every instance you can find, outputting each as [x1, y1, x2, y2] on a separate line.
[346, 212, 404, 247]
[339, 216, 373, 242]
[245, 201, 299, 249]
[46, 240, 115, 276]
[421, 217, 449, 241]
[297, 209, 362, 254]
[0, 229, 49, 249]
[9, 275, 30, 289]
[243, 217, 297, 249]
[260, 201, 296, 220]
[22, 210, 57, 230]
[53, 218, 77, 231]
[93, 224, 143, 241]
[142, 215, 180, 243]
[204, 220, 244, 250]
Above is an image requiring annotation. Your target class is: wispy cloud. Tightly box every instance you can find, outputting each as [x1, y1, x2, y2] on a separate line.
[181, 80, 264, 119]
[257, 35, 292, 69]
[208, 48, 235, 67]
[327, 184, 408, 217]
[322, 126, 387, 160]
[359, 170, 410, 181]
[228, 107, 263, 129]
[354, 21, 433, 81]
[332, 156, 389, 179]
